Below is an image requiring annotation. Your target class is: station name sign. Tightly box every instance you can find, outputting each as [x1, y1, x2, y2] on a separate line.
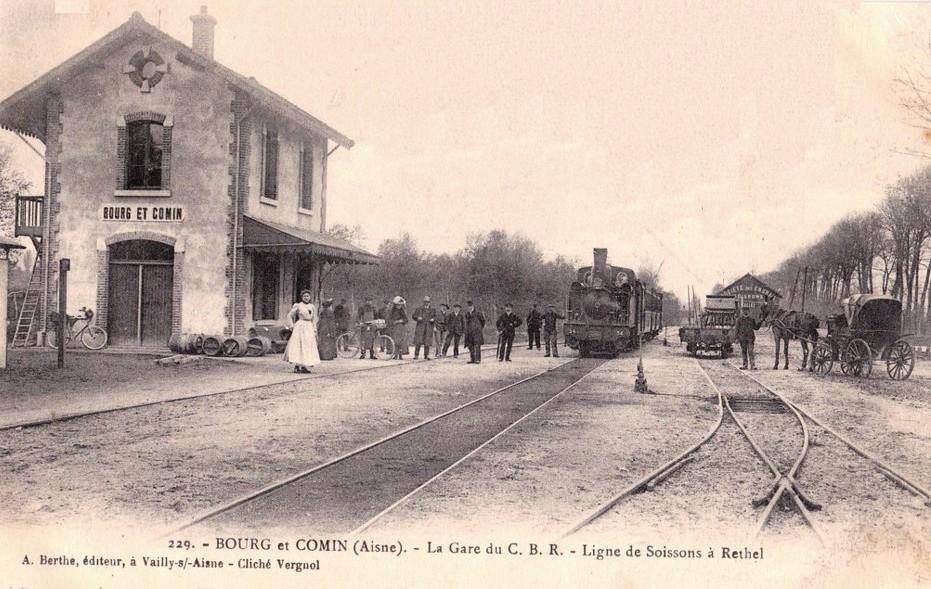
[100, 205, 184, 223]
[719, 283, 779, 298]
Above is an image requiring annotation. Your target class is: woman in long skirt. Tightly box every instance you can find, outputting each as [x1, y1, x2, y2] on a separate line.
[317, 298, 338, 361]
[284, 290, 320, 372]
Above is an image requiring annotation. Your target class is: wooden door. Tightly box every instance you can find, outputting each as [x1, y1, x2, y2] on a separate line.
[108, 240, 174, 347]
[141, 265, 173, 346]
[108, 264, 141, 346]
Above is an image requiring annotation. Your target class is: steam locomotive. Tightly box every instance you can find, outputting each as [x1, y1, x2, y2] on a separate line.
[564, 248, 664, 357]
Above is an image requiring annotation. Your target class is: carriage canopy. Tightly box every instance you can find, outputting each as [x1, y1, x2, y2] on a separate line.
[840, 294, 902, 333]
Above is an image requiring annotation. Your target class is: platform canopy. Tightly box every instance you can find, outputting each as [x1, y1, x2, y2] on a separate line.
[241, 215, 378, 265]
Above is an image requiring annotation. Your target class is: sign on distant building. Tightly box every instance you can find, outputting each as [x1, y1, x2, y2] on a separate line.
[715, 273, 781, 320]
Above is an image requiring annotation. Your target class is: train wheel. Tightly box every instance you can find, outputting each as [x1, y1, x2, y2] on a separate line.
[812, 342, 833, 376]
[886, 339, 914, 381]
[844, 338, 872, 378]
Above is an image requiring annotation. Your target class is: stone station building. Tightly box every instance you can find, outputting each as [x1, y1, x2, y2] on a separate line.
[1, 8, 376, 348]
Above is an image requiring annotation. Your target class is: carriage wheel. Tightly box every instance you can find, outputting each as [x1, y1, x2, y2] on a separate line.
[844, 338, 872, 378]
[886, 339, 914, 381]
[812, 342, 833, 376]
[374, 334, 395, 360]
[336, 332, 361, 359]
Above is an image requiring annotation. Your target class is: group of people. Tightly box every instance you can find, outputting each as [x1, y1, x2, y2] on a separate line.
[282, 291, 565, 372]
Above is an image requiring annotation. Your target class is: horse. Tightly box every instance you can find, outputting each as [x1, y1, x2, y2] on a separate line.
[759, 302, 820, 371]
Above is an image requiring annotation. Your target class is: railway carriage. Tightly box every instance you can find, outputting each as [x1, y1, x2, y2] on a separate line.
[678, 295, 737, 358]
[564, 248, 663, 357]
[811, 294, 915, 380]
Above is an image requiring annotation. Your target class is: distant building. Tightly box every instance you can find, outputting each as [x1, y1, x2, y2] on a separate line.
[714, 273, 781, 320]
[1, 9, 377, 348]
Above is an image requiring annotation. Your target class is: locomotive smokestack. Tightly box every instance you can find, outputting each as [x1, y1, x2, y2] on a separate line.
[593, 248, 608, 278]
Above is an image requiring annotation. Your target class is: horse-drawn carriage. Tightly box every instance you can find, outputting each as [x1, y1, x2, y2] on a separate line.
[810, 294, 915, 380]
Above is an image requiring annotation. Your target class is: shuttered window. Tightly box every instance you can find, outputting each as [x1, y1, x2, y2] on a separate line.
[299, 141, 313, 211]
[126, 121, 164, 189]
[262, 126, 279, 200]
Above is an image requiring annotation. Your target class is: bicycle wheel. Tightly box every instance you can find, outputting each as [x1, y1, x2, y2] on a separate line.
[81, 326, 108, 350]
[336, 331, 361, 359]
[374, 334, 395, 360]
[47, 329, 73, 349]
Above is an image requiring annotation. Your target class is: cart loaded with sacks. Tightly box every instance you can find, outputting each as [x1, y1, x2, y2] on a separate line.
[811, 294, 915, 380]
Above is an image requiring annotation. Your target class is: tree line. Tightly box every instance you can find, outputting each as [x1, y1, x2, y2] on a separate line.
[758, 165, 931, 333]
[320, 226, 682, 326]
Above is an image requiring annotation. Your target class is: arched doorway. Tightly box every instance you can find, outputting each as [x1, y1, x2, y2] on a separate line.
[108, 239, 174, 346]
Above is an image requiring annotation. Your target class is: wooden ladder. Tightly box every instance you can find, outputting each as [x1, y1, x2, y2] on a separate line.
[12, 251, 42, 347]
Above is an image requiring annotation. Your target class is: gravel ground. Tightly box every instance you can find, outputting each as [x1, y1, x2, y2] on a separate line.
[204, 358, 606, 535]
[0, 348, 421, 427]
[367, 342, 724, 538]
[701, 363, 804, 475]
[0, 348, 563, 533]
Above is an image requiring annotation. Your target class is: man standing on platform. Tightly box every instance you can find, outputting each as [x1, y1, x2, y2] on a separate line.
[355, 295, 378, 359]
[444, 303, 465, 358]
[334, 298, 350, 350]
[735, 307, 758, 370]
[411, 295, 437, 360]
[526, 303, 543, 350]
[496, 303, 522, 362]
[542, 303, 565, 357]
[464, 300, 486, 364]
[434, 303, 449, 357]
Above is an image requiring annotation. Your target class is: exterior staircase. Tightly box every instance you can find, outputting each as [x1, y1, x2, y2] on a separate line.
[12, 251, 41, 347]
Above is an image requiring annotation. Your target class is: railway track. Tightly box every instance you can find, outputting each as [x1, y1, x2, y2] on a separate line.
[1, 343, 501, 432]
[173, 357, 607, 535]
[562, 360, 931, 541]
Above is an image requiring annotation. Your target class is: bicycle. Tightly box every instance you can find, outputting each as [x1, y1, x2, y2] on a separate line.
[48, 306, 108, 350]
[336, 319, 395, 360]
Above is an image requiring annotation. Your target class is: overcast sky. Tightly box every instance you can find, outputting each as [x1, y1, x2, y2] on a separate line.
[2, 0, 930, 300]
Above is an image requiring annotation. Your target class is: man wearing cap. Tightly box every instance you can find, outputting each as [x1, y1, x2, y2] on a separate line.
[334, 298, 351, 350]
[434, 303, 449, 357]
[526, 303, 543, 351]
[542, 303, 565, 357]
[388, 296, 409, 360]
[411, 295, 437, 360]
[356, 295, 378, 359]
[496, 303, 522, 362]
[464, 300, 486, 364]
[444, 303, 465, 358]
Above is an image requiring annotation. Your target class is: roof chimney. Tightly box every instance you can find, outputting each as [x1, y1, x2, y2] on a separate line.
[190, 5, 217, 60]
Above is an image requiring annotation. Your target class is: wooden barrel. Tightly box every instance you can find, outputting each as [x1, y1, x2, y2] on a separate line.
[246, 336, 273, 357]
[184, 333, 205, 354]
[202, 335, 223, 356]
[170, 333, 204, 354]
[221, 336, 249, 357]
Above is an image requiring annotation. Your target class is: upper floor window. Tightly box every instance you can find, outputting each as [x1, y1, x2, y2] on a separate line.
[262, 126, 279, 201]
[299, 141, 313, 211]
[127, 120, 164, 189]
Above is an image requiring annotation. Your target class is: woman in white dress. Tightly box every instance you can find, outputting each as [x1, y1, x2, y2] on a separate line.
[284, 290, 320, 373]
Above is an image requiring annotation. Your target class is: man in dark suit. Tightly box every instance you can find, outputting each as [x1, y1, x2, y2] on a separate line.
[542, 303, 565, 357]
[411, 295, 437, 360]
[526, 303, 543, 350]
[464, 300, 486, 364]
[444, 303, 465, 358]
[496, 303, 522, 362]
